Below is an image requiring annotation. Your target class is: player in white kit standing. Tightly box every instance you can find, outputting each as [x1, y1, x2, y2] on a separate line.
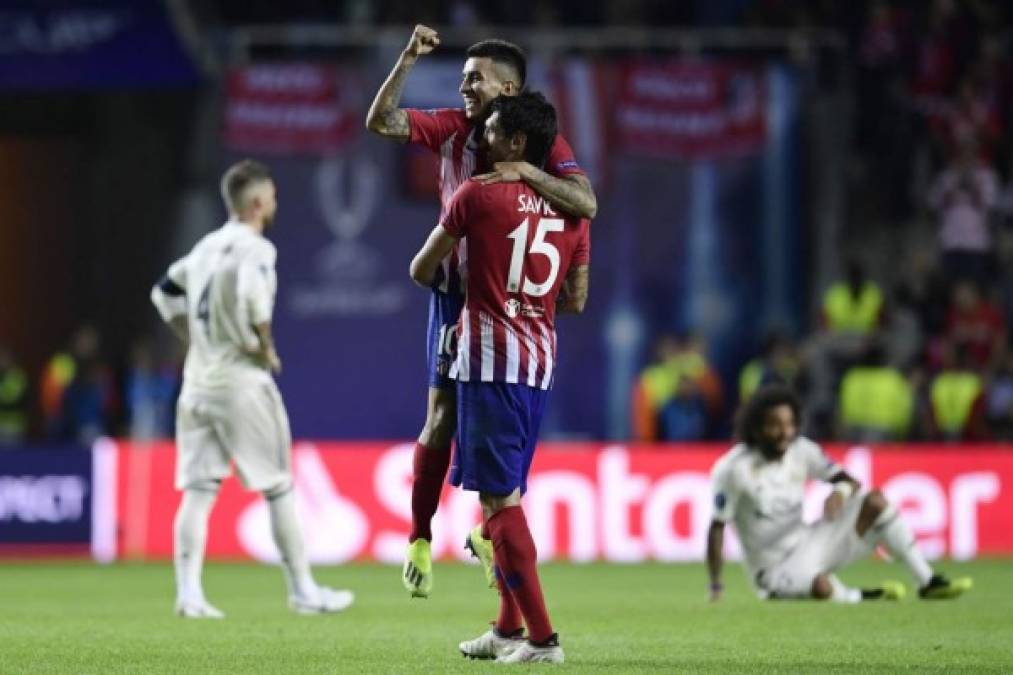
[150, 159, 354, 618]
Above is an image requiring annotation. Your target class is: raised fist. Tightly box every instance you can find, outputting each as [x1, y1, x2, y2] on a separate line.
[405, 24, 440, 58]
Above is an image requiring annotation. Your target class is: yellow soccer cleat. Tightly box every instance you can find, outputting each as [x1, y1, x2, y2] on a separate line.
[464, 524, 497, 591]
[880, 580, 907, 601]
[919, 574, 973, 600]
[402, 539, 433, 599]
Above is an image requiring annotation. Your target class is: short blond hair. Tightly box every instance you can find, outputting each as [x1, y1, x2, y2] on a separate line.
[220, 159, 271, 213]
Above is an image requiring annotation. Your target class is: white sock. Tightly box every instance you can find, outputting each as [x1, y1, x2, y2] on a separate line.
[266, 486, 316, 598]
[866, 503, 933, 586]
[828, 575, 862, 604]
[174, 487, 218, 602]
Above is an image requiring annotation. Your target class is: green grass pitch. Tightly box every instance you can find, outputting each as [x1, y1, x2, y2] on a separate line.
[2, 559, 1011, 673]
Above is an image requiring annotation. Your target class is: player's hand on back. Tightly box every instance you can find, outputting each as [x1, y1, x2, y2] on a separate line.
[475, 161, 529, 185]
[405, 25, 440, 58]
[265, 348, 282, 375]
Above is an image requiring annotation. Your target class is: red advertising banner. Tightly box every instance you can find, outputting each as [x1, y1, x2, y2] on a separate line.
[222, 64, 360, 155]
[107, 442, 1012, 563]
[615, 60, 767, 159]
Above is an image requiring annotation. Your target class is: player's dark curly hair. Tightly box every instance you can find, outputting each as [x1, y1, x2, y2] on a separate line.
[488, 91, 557, 167]
[466, 39, 526, 87]
[735, 384, 801, 446]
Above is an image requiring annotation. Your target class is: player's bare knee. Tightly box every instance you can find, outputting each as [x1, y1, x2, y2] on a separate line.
[479, 489, 520, 517]
[862, 489, 888, 518]
[810, 575, 833, 600]
[262, 478, 294, 501]
[421, 388, 456, 448]
[479, 493, 506, 516]
[186, 479, 222, 496]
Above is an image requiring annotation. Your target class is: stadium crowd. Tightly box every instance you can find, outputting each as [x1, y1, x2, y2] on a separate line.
[3, 1, 1012, 446]
[635, 0, 1013, 443]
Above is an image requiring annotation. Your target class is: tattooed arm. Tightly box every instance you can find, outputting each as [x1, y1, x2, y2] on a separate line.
[476, 163, 598, 219]
[364, 24, 440, 142]
[556, 264, 590, 315]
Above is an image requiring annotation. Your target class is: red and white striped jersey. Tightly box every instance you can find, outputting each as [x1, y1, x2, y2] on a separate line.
[440, 179, 590, 390]
[406, 108, 586, 295]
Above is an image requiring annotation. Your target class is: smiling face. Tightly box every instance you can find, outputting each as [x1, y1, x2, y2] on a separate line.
[459, 56, 519, 119]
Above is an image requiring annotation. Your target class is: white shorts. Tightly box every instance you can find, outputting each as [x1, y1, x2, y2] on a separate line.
[756, 491, 872, 599]
[174, 376, 292, 492]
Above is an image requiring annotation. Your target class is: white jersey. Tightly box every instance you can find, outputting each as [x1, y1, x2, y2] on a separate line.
[152, 221, 277, 389]
[710, 436, 843, 577]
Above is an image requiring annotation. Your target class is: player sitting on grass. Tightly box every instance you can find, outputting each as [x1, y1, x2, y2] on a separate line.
[707, 385, 972, 603]
[410, 91, 590, 663]
[151, 160, 354, 618]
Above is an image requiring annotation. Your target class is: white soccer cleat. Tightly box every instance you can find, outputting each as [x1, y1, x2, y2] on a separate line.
[289, 586, 355, 615]
[175, 598, 225, 619]
[459, 628, 525, 660]
[496, 636, 564, 664]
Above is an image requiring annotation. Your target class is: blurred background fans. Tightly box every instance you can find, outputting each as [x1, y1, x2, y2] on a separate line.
[3, 0, 1013, 446]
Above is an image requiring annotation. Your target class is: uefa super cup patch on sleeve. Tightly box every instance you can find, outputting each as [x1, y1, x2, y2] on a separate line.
[715, 493, 727, 509]
[556, 160, 580, 171]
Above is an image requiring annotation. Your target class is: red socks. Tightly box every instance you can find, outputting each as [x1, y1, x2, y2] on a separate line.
[495, 577, 524, 635]
[487, 505, 553, 642]
[408, 443, 451, 543]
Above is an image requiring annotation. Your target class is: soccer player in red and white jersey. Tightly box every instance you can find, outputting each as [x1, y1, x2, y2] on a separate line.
[411, 92, 589, 664]
[366, 25, 597, 598]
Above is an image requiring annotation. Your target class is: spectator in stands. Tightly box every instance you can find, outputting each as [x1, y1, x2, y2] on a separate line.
[632, 334, 722, 441]
[738, 331, 803, 403]
[657, 375, 708, 442]
[930, 342, 987, 441]
[0, 345, 28, 445]
[822, 259, 885, 339]
[43, 325, 115, 444]
[883, 284, 925, 370]
[941, 279, 1006, 371]
[985, 348, 1013, 440]
[931, 76, 1002, 161]
[838, 343, 914, 442]
[927, 138, 999, 284]
[632, 335, 680, 442]
[125, 339, 179, 441]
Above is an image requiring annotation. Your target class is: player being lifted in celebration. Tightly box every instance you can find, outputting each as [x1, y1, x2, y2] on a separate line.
[366, 24, 597, 598]
[150, 160, 354, 618]
[411, 92, 589, 664]
[707, 385, 972, 604]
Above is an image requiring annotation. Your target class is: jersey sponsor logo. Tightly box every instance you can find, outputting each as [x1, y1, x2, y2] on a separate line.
[556, 160, 580, 171]
[521, 304, 546, 319]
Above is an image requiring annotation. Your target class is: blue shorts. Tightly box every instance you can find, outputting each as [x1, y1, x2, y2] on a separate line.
[426, 289, 464, 389]
[451, 381, 549, 496]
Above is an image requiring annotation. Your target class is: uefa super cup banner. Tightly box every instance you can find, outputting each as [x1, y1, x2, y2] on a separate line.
[101, 442, 1013, 563]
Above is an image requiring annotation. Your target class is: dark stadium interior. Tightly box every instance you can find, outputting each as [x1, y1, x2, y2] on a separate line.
[2, 0, 1013, 444]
